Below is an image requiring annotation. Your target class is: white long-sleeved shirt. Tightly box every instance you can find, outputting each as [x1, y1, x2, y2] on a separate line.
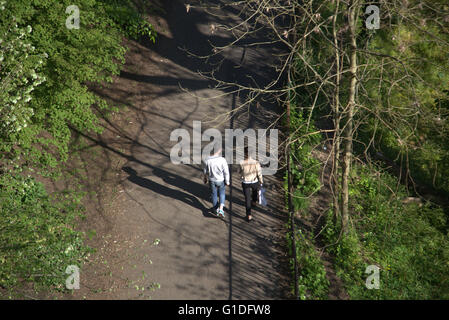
[203, 156, 230, 184]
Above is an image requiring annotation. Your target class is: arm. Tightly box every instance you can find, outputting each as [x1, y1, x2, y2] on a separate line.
[223, 159, 230, 185]
[203, 161, 209, 184]
[257, 162, 263, 185]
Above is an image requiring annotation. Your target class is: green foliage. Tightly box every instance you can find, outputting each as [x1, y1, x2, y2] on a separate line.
[284, 107, 322, 213]
[322, 165, 449, 299]
[287, 0, 449, 300]
[0, 16, 47, 143]
[284, 92, 328, 299]
[0, 0, 157, 295]
[0, 169, 91, 294]
[0, 0, 152, 172]
[323, 215, 364, 288]
[353, 1, 449, 197]
[123, 17, 157, 43]
[99, 0, 157, 42]
[286, 228, 329, 300]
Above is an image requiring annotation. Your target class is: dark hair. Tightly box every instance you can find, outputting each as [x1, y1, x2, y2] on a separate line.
[244, 146, 249, 159]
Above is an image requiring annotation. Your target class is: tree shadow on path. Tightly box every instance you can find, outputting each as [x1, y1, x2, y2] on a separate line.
[122, 166, 220, 219]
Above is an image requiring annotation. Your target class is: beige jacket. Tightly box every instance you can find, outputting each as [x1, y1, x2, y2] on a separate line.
[239, 158, 263, 184]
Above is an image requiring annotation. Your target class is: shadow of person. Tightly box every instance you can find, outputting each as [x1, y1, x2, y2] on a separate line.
[151, 166, 208, 199]
[122, 166, 216, 218]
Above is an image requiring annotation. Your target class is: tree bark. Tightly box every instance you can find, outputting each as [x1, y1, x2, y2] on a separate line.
[287, 72, 299, 300]
[332, 0, 342, 222]
[341, 0, 359, 234]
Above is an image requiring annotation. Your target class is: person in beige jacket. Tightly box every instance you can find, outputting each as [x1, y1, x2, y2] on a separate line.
[239, 146, 263, 221]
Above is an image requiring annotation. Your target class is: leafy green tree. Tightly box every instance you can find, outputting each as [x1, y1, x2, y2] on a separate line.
[0, 13, 47, 145]
[0, 0, 127, 172]
[0, 0, 156, 295]
[0, 170, 89, 294]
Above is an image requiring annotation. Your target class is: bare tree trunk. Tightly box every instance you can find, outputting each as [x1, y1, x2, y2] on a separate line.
[331, 0, 342, 222]
[287, 6, 299, 298]
[341, 0, 359, 234]
[286, 71, 299, 300]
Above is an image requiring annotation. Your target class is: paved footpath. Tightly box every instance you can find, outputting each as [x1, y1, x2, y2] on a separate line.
[82, 0, 290, 300]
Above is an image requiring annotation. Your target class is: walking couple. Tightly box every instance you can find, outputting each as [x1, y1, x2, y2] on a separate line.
[203, 146, 263, 221]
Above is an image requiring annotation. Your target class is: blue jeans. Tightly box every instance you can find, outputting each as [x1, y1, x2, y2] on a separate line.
[209, 180, 226, 209]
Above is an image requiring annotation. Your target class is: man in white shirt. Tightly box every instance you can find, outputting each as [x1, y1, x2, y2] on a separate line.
[203, 147, 230, 218]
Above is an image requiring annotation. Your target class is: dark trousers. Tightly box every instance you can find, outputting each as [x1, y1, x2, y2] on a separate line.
[242, 182, 259, 217]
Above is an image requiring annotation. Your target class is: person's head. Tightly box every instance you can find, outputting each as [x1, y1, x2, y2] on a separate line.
[244, 146, 250, 160]
[212, 142, 222, 157]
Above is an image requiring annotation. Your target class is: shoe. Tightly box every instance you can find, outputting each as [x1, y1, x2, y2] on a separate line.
[217, 208, 225, 218]
[246, 215, 253, 222]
